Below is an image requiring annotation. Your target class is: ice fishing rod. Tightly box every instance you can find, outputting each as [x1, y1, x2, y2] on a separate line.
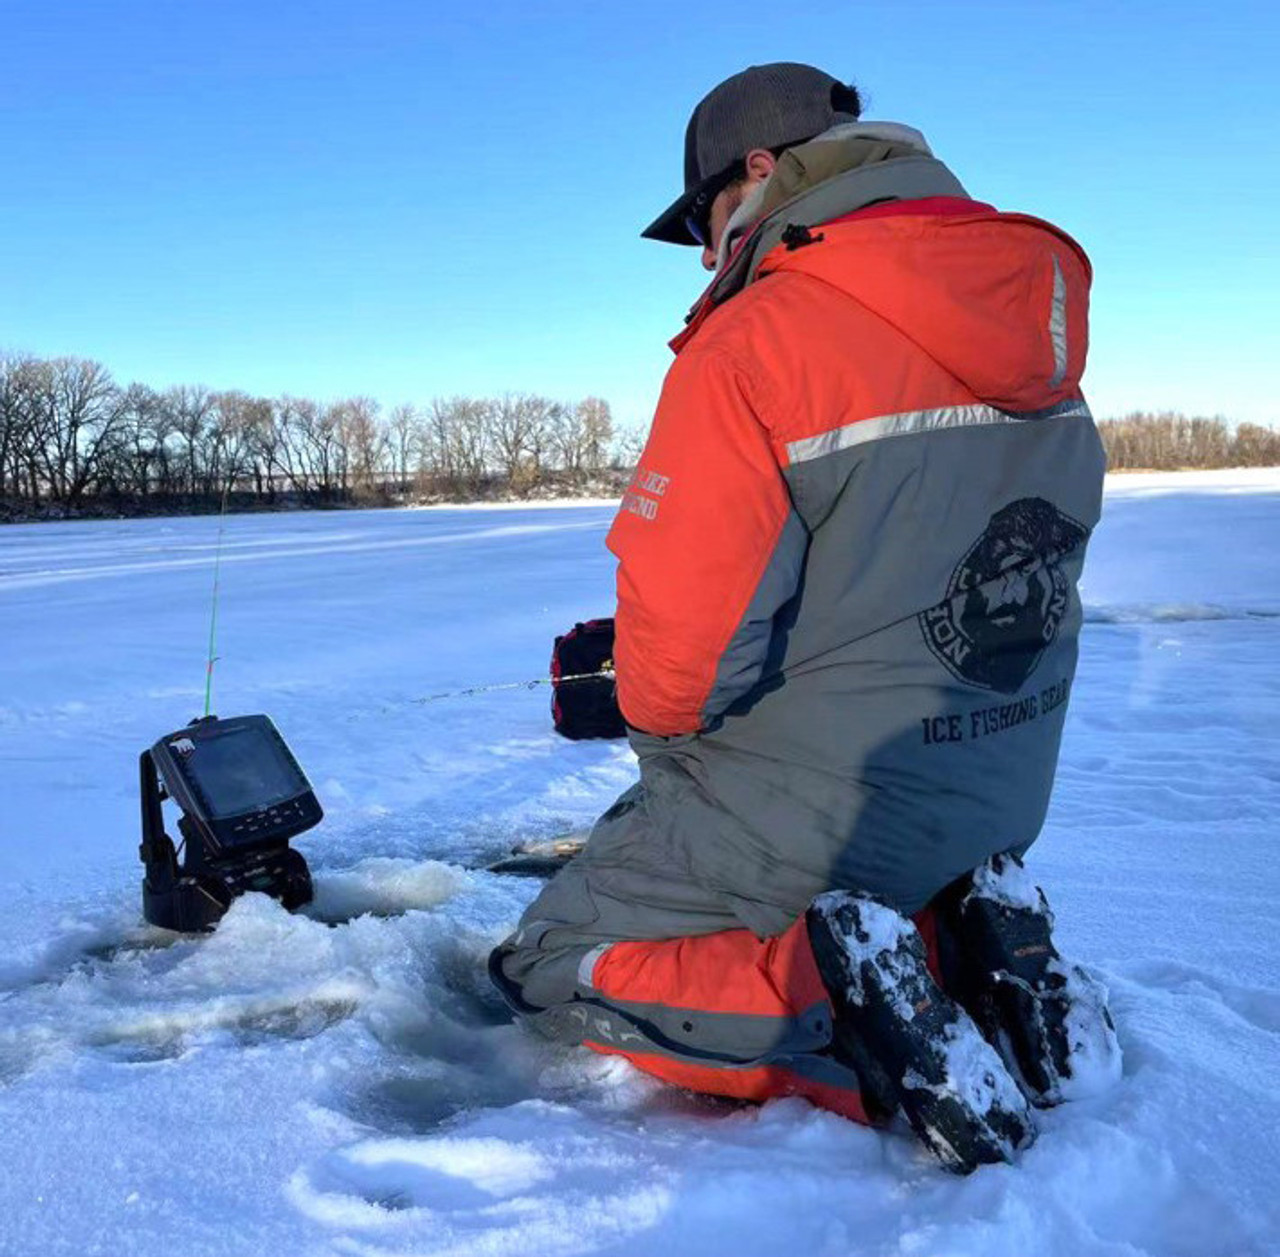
[377, 617, 624, 740]
[405, 669, 614, 707]
[336, 669, 617, 725]
[202, 485, 231, 717]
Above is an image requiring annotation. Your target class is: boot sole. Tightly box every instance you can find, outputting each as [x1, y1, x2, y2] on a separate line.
[808, 892, 1035, 1174]
[957, 888, 1122, 1106]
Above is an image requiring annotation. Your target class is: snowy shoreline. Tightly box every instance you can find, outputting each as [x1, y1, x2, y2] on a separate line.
[1104, 466, 1280, 494]
[5, 466, 1279, 531]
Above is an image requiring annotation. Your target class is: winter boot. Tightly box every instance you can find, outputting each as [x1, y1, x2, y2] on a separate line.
[935, 853, 1122, 1107]
[806, 890, 1035, 1174]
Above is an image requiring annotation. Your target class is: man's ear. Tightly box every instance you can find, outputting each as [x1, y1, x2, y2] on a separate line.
[743, 149, 777, 184]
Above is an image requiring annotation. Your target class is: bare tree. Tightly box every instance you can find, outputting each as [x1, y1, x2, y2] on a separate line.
[420, 397, 458, 490]
[577, 396, 613, 473]
[387, 403, 419, 495]
[433, 396, 491, 493]
[270, 396, 319, 497]
[290, 399, 345, 501]
[491, 393, 557, 489]
[551, 402, 587, 480]
[234, 395, 281, 501]
[23, 358, 125, 509]
[1233, 422, 1280, 466]
[331, 397, 385, 499]
[207, 391, 267, 496]
[610, 421, 648, 472]
[0, 354, 39, 501]
[165, 385, 215, 498]
[95, 382, 165, 500]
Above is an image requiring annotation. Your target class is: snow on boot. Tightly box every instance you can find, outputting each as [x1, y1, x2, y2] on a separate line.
[806, 890, 1035, 1174]
[936, 853, 1123, 1107]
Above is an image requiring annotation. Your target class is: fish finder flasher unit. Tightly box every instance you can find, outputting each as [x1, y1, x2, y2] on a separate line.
[139, 714, 321, 931]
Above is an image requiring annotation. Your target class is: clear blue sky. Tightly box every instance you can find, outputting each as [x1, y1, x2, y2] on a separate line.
[1, 0, 1274, 432]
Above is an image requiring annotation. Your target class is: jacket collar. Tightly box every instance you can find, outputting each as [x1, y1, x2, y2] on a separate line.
[671, 122, 968, 355]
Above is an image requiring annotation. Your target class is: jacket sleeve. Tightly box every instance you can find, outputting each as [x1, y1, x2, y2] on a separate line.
[607, 346, 807, 737]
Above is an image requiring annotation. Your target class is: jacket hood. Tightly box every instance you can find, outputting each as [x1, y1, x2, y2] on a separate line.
[765, 204, 1092, 412]
[673, 123, 1092, 412]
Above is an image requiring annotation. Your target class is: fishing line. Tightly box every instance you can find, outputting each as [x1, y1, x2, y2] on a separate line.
[341, 670, 616, 722]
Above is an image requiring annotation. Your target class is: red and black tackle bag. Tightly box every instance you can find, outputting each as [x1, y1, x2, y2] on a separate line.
[551, 618, 626, 740]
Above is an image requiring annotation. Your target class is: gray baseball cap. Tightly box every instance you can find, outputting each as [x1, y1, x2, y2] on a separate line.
[642, 62, 862, 246]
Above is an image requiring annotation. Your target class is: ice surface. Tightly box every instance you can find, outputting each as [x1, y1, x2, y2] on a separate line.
[1, 473, 1278, 1256]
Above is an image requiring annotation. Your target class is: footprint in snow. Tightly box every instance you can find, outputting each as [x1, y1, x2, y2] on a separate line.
[296, 1135, 554, 1216]
[287, 1109, 670, 1242]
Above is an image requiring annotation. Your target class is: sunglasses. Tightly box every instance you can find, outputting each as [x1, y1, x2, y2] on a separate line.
[683, 161, 746, 249]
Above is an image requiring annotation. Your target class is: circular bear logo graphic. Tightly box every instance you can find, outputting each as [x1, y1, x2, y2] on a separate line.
[918, 498, 1089, 694]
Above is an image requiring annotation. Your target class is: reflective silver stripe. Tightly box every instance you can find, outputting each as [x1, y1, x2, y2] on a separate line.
[577, 943, 612, 991]
[785, 399, 1091, 465]
[1049, 254, 1068, 390]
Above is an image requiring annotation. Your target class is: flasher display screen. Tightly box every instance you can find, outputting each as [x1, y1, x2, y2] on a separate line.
[183, 727, 305, 821]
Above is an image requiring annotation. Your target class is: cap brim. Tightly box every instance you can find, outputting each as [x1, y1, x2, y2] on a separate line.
[641, 186, 703, 246]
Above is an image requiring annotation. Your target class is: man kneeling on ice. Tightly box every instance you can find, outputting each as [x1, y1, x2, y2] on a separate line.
[490, 62, 1121, 1172]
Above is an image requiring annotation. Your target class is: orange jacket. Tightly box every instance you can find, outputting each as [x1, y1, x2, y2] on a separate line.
[608, 197, 1094, 737]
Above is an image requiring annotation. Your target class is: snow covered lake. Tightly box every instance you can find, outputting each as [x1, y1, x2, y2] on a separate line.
[1, 469, 1277, 1257]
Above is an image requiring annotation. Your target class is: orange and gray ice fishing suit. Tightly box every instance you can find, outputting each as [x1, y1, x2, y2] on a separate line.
[491, 128, 1106, 1121]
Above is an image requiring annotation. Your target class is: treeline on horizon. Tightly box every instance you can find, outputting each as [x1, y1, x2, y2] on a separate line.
[0, 353, 639, 520]
[1096, 413, 1280, 471]
[2, 353, 1277, 521]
